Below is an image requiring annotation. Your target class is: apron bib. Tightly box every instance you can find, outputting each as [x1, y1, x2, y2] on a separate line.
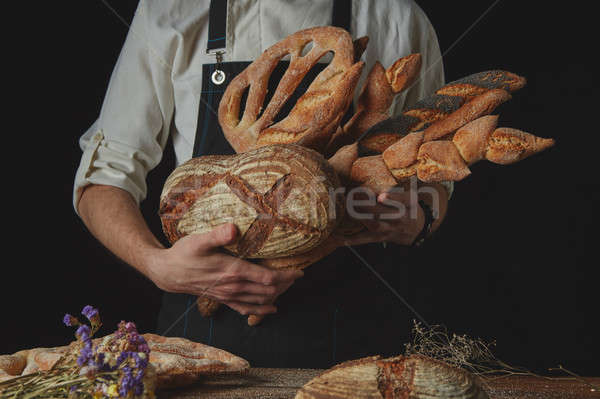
[157, 0, 418, 368]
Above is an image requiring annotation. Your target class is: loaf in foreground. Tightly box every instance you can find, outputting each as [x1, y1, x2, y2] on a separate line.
[295, 354, 488, 399]
[0, 334, 249, 389]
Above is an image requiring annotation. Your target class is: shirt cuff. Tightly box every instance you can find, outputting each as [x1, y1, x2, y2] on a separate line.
[73, 130, 152, 215]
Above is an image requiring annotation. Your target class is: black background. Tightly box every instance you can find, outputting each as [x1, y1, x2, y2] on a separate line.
[4, 0, 598, 377]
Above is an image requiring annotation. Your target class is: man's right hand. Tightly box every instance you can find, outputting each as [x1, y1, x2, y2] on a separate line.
[146, 223, 303, 316]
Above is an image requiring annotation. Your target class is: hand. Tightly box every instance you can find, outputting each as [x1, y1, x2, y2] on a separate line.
[145, 223, 303, 316]
[343, 189, 425, 246]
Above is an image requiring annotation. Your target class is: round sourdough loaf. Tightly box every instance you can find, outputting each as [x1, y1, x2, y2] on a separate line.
[159, 144, 342, 259]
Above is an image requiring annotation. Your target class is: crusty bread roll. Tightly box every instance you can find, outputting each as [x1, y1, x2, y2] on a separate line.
[295, 354, 488, 399]
[453, 115, 499, 163]
[0, 334, 249, 389]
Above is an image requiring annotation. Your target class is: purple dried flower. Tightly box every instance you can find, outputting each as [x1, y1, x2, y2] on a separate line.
[124, 322, 136, 333]
[116, 351, 129, 366]
[63, 314, 79, 327]
[119, 366, 134, 397]
[132, 352, 148, 369]
[77, 343, 93, 367]
[95, 352, 105, 364]
[81, 305, 98, 319]
[76, 325, 91, 340]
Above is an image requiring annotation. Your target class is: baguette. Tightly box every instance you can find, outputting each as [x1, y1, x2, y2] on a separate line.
[326, 54, 422, 155]
[376, 115, 555, 183]
[357, 70, 527, 155]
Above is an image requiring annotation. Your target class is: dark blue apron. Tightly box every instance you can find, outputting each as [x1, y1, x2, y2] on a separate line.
[157, 0, 419, 368]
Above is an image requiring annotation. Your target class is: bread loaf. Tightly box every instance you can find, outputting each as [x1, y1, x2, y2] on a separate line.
[325, 53, 422, 155]
[164, 26, 556, 326]
[295, 354, 488, 399]
[159, 144, 342, 259]
[341, 115, 555, 187]
[218, 27, 363, 153]
[0, 334, 249, 389]
[357, 70, 527, 155]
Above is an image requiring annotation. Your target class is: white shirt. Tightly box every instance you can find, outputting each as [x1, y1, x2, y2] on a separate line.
[73, 0, 446, 212]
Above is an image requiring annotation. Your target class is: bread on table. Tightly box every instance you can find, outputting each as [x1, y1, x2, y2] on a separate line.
[0, 334, 249, 389]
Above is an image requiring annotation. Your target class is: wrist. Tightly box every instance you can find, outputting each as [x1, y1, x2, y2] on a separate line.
[136, 245, 167, 282]
[417, 183, 448, 233]
[412, 199, 434, 247]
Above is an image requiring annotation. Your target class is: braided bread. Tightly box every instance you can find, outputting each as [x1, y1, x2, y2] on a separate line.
[353, 115, 555, 185]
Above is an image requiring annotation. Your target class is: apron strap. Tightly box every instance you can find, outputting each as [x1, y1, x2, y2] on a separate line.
[331, 0, 352, 33]
[207, 0, 227, 52]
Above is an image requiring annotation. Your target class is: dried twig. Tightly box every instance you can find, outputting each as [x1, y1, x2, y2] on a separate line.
[403, 320, 599, 392]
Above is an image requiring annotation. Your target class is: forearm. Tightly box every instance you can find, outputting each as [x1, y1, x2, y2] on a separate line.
[77, 184, 164, 276]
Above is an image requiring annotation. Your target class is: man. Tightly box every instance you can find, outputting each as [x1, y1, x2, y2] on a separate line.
[74, 0, 450, 367]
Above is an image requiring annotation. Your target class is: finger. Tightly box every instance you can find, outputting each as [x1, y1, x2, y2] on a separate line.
[223, 293, 275, 305]
[357, 217, 381, 232]
[356, 215, 404, 233]
[222, 301, 277, 316]
[356, 202, 404, 217]
[341, 231, 388, 246]
[231, 261, 304, 285]
[213, 281, 279, 297]
[189, 223, 239, 252]
[378, 191, 418, 208]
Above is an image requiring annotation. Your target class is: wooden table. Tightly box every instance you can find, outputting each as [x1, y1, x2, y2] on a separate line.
[160, 368, 600, 398]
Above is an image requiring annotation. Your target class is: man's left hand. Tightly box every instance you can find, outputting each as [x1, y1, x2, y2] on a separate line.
[342, 190, 425, 246]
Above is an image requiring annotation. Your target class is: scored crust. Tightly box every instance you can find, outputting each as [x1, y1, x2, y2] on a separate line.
[295, 354, 489, 399]
[143, 334, 249, 388]
[350, 155, 398, 194]
[417, 141, 471, 182]
[423, 88, 510, 142]
[382, 131, 424, 169]
[485, 127, 555, 165]
[159, 144, 342, 259]
[452, 115, 499, 164]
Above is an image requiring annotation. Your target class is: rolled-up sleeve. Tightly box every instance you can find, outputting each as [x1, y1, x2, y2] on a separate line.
[73, 0, 175, 214]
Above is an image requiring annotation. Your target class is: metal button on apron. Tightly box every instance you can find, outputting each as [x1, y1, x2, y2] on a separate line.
[211, 69, 226, 85]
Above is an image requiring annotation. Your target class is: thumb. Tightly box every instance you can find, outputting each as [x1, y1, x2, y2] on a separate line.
[187, 223, 239, 253]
